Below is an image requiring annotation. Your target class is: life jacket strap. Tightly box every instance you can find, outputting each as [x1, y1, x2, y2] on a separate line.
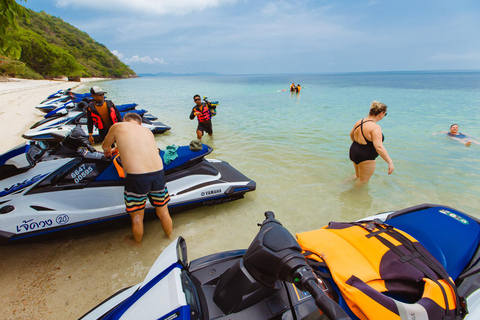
[361, 221, 467, 319]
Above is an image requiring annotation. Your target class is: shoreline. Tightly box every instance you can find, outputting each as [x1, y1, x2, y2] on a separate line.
[0, 78, 106, 153]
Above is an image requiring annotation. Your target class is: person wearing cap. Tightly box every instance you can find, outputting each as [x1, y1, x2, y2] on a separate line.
[86, 86, 122, 144]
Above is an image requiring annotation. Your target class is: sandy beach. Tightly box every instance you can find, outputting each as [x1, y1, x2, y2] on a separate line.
[0, 77, 142, 320]
[0, 78, 258, 319]
[0, 78, 104, 153]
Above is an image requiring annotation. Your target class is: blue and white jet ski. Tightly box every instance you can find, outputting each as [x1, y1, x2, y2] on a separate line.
[43, 102, 139, 119]
[35, 90, 92, 113]
[0, 135, 256, 244]
[80, 204, 480, 320]
[23, 102, 169, 145]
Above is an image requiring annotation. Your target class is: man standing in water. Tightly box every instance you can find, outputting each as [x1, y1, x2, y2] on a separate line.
[102, 112, 172, 245]
[190, 94, 213, 140]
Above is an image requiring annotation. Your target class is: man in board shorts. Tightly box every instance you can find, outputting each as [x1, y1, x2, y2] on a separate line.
[189, 94, 213, 140]
[102, 112, 172, 244]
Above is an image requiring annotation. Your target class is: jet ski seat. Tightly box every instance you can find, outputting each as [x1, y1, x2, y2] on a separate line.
[383, 204, 480, 280]
[95, 144, 212, 181]
[161, 144, 211, 173]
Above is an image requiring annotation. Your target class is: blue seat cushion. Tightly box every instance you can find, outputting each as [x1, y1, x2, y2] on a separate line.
[385, 205, 480, 280]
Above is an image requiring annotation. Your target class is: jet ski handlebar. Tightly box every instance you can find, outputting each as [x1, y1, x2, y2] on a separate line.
[293, 266, 351, 320]
[214, 211, 351, 320]
[252, 211, 351, 320]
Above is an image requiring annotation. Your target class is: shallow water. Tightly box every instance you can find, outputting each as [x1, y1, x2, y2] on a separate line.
[1, 72, 480, 318]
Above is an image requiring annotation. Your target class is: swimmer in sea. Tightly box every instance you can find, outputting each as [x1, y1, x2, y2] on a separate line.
[434, 124, 480, 147]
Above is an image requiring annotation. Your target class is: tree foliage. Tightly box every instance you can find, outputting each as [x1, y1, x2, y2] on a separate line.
[0, 0, 29, 59]
[4, 5, 136, 78]
[14, 28, 84, 77]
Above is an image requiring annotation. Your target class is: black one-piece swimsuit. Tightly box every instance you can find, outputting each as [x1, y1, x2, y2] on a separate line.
[349, 119, 384, 165]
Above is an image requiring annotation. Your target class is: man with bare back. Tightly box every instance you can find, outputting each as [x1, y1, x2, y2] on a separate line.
[102, 112, 172, 244]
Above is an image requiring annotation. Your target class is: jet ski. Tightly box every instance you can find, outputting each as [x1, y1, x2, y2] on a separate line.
[80, 204, 480, 320]
[35, 97, 76, 114]
[23, 102, 170, 145]
[0, 131, 256, 245]
[36, 90, 92, 113]
[43, 102, 139, 119]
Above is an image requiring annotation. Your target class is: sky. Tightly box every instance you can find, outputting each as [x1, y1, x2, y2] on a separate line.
[21, 0, 480, 75]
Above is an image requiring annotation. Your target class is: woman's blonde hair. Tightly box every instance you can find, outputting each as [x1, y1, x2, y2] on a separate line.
[369, 100, 387, 116]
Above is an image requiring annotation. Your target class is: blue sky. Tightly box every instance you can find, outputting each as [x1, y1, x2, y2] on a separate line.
[21, 0, 480, 74]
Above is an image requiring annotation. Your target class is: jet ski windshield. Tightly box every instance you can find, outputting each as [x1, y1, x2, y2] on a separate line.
[26, 141, 48, 167]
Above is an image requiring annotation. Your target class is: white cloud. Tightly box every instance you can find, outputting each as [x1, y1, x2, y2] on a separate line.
[111, 50, 165, 64]
[111, 50, 124, 60]
[55, 0, 235, 15]
[429, 52, 480, 62]
[126, 55, 166, 65]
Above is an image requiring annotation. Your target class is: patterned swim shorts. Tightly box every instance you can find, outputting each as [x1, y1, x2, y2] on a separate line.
[124, 169, 170, 212]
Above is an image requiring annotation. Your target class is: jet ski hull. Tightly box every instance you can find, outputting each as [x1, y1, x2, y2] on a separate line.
[0, 144, 255, 244]
[23, 108, 171, 145]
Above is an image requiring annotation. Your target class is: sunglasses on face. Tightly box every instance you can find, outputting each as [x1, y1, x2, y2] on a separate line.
[194, 98, 201, 101]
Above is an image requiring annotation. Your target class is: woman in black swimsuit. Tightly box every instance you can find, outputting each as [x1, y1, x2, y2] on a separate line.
[349, 101, 394, 184]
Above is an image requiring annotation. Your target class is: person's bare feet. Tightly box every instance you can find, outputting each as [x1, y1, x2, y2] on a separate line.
[166, 228, 173, 239]
[124, 235, 141, 247]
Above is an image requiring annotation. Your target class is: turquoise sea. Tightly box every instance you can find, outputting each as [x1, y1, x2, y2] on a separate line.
[2, 72, 480, 319]
[88, 72, 480, 228]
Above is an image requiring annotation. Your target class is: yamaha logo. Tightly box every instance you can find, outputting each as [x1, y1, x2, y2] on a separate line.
[201, 189, 222, 196]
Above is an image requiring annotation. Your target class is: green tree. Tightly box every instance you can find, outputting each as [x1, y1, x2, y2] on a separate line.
[0, 0, 29, 58]
[15, 28, 85, 76]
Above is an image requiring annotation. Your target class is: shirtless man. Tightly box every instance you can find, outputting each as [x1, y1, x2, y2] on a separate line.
[102, 112, 172, 244]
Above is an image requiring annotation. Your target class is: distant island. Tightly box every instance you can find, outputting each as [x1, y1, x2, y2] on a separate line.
[138, 72, 222, 77]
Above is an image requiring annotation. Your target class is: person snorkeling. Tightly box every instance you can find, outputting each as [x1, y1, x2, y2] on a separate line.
[290, 83, 296, 92]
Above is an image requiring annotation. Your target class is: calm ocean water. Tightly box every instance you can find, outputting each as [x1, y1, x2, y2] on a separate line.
[2, 72, 480, 319]
[89, 72, 480, 226]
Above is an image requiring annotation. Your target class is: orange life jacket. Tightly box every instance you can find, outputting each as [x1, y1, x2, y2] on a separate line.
[88, 101, 119, 130]
[113, 155, 125, 178]
[194, 104, 211, 123]
[296, 221, 466, 320]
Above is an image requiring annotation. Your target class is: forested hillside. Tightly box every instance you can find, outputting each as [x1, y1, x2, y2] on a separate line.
[1, 7, 136, 79]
